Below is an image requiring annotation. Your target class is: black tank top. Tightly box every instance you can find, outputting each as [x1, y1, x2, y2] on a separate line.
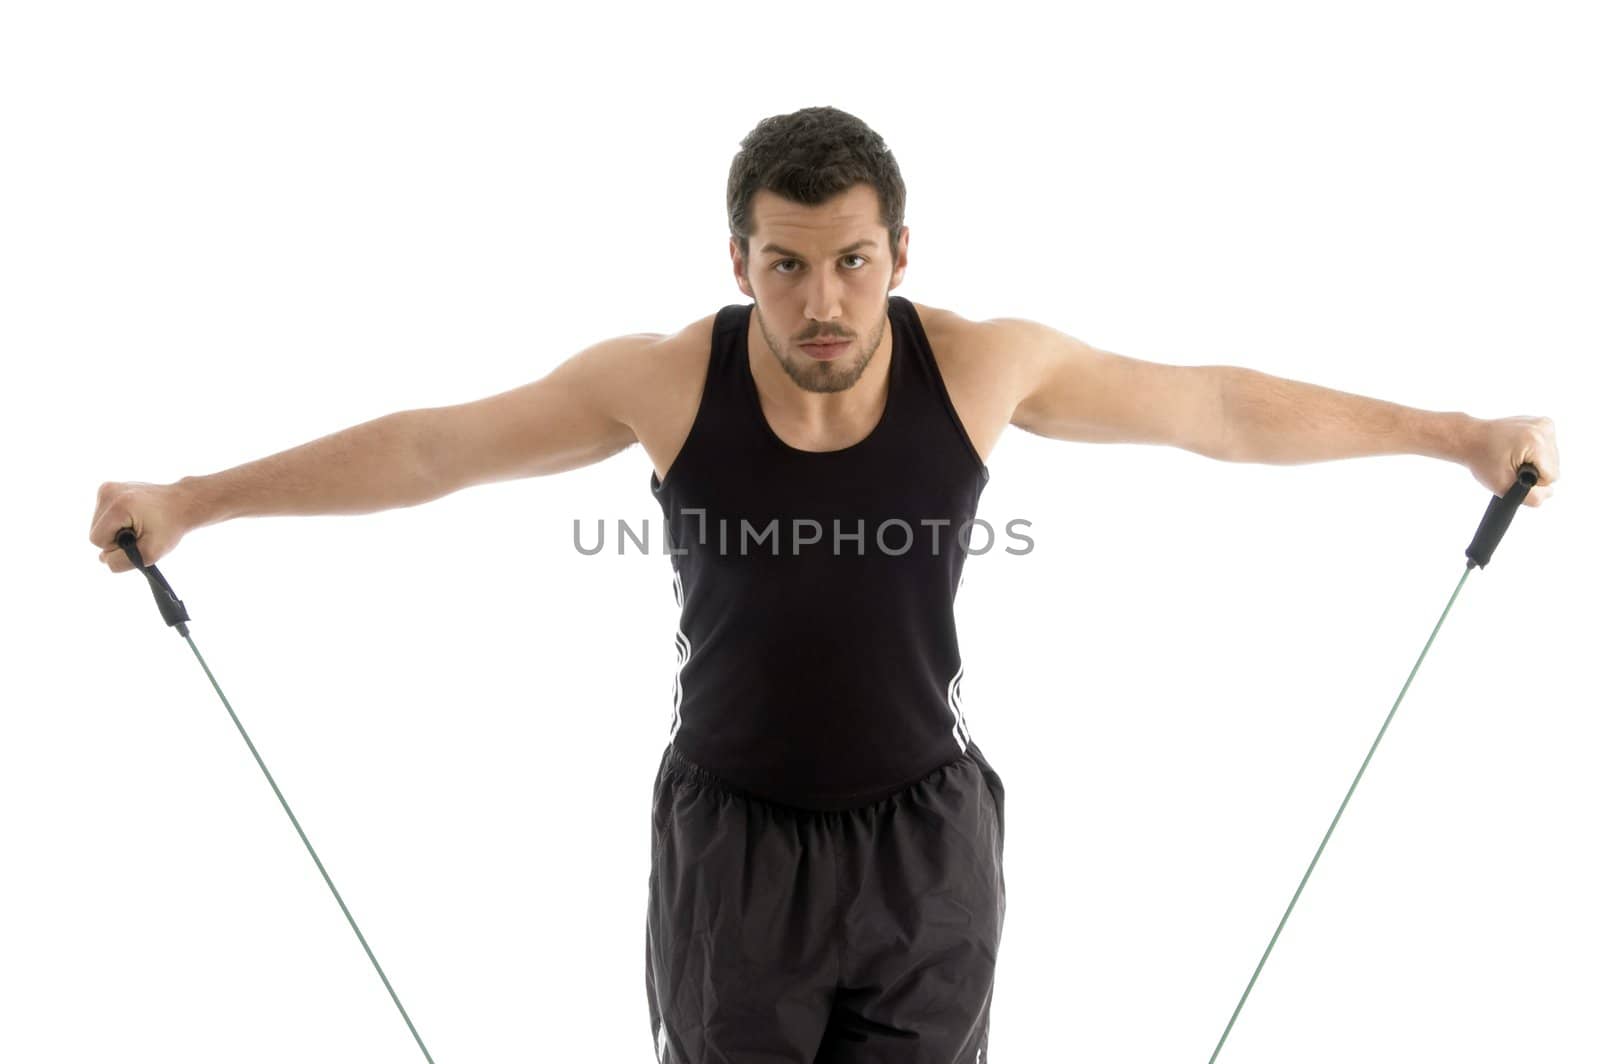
[649, 294, 990, 810]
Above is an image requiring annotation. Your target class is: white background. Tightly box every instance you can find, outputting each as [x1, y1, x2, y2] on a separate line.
[5, 2, 1595, 1061]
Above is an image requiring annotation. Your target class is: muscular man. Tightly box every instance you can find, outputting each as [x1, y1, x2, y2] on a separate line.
[89, 105, 1560, 1063]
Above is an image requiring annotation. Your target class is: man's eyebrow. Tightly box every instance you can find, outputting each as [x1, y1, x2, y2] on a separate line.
[759, 238, 876, 258]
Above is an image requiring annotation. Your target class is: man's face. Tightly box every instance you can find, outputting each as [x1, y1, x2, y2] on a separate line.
[732, 183, 909, 394]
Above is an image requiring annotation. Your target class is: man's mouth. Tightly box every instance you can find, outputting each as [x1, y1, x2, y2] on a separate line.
[801, 339, 850, 360]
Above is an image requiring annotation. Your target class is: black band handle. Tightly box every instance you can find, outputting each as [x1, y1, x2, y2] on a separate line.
[1464, 462, 1540, 570]
[117, 527, 191, 635]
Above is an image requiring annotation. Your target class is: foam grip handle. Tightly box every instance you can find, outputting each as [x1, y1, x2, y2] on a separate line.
[117, 527, 191, 631]
[1464, 462, 1540, 570]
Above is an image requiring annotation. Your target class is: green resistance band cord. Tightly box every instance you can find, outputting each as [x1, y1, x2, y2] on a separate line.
[113, 532, 436, 1064]
[1207, 460, 1539, 1062]
[1207, 561, 1470, 1063]
[113, 463, 1541, 1063]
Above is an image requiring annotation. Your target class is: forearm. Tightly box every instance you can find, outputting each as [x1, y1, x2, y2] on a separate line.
[177, 409, 447, 528]
[1214, 366, 1483, 466]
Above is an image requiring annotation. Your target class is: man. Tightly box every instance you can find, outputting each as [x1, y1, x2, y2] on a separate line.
[90, 105, 1560, 1063]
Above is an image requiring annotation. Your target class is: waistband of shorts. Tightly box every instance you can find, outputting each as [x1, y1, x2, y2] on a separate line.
[661, 741, 979, 814]
[661, 742, 738, 791]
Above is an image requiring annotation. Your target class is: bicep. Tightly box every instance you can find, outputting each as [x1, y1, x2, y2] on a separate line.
[1001, 317, 1225, 455]
[419, 333, 657, 490]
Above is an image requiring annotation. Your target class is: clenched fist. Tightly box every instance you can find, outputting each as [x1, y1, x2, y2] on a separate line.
[90, 480, 194, 572]
[1464, 415, 1561, 506]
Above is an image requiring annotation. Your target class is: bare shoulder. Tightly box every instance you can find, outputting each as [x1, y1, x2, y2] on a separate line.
[586, 311, 711, 420]
[616, 310, 720, 483]
[904, 299, 1031, 464]
[909, 299, 1080, 381]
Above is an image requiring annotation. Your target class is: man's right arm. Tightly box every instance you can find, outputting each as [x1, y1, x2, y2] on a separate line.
[180, 332, 657, 526]
[93, 332, 663, 569]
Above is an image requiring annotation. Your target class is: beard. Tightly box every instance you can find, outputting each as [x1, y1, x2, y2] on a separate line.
[752, 296, 890, 394]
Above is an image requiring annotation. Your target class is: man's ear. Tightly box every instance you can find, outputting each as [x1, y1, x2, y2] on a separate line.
[730, 237, 753, 299]
[889, 225, 910, 290]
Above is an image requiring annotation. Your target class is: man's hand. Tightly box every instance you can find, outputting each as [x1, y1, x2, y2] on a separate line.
[1464, 415, 1561, 505]
[91, 480, 197, 572]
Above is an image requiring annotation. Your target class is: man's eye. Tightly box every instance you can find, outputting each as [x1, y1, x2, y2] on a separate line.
[774, 255, 867, 274]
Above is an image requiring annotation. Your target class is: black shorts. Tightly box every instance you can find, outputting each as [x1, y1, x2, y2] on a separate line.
[644, 741, 1007, 1063]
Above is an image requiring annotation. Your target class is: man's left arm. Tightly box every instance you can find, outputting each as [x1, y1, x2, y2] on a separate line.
[996, 316, 1561, 504]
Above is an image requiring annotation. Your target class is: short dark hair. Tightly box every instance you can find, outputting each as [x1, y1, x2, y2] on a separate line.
[726, 106, 906, 268]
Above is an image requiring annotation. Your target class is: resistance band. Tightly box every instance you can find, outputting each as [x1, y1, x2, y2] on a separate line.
[113, 463, 1541, 1062]
[113, 528, 437, 1063]
[1207, 460, 1541, 1061]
